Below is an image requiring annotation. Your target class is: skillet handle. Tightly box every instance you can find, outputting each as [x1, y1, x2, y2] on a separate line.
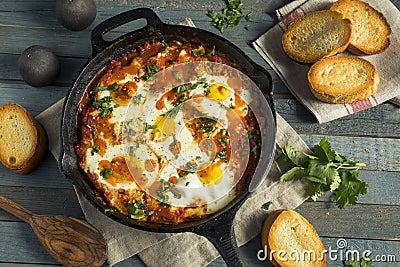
[91, 8, 163, 56]
[194, 204, 243, 267]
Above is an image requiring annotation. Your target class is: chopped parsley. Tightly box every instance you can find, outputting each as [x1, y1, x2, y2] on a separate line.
[162, 105, 181, 118]
[173, 71, 181, 81]
[247, 130, 259, 139]
[141, 64, 160, 80]
[156, 179, 182, 203]
[144, 123, 157, 131]
[91, 82, 119, 93]
[132, 94, 144, 105]
[93, 96, 115, 118]
[199, 118, 215, 133]
[261, 201, 272, 210]
[127, 201, 154, 219]
[218, 137, 229, 148]
[208, 45, 216, 56]
[192, 47, 205, 56]
[91, 145, 100, 155]
[161, 39, 168, 47]
[208, 0, 252, 32]
[217, 150, 229, 163]
[100, 167, 113, 179]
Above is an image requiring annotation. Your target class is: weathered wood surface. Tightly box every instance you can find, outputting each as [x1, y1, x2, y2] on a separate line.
[0, 0, 399, 266]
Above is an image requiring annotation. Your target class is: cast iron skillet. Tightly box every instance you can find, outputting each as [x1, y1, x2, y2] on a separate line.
[60, 8, 276, 267]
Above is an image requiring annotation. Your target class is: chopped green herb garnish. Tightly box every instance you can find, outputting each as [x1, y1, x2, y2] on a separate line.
[261, 201, 272, 210]
[279, 138, 368, 209]
[247, 130, 259, 139]
[91, 145, 100, 155]
[104, 208, 114, 214]
[160, 202, 171, 208]
[185, 181, 190, 186]
[144, 123, 157, 131]
[100, 167, 113, 179]
[229, 103, 236, 109]
[93, 96, 114, 118]
[141, 64, 160, 80]
[199, 118, 215, 133]
[132, 94, 144, 105]
[192, 47, 205, 56]
[173, 71, 181, 81]
[217, 150, 229, 163]
[220, 129, 228, 135]
[161, 39, 168, 47]
[163, 105, 181, 118]
[208, 45, 216, 56]
[208, 0, 252, 32]
[251, 142, 262, 154]
[218, 137, 229, 148]
[92, 82, 119, 93]
[161, 50, 172, 56]
[127, 201, 154, 218]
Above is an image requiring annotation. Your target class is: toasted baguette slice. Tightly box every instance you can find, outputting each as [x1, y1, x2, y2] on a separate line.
[308, 56, 379, 104]
[0, 103, 48, 174]
[282, 10, 351, 63]
[330, 0, 391, 55]
[261, 210, 326, 267]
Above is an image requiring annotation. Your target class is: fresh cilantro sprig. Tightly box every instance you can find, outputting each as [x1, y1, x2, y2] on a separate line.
[208, 0, 252, 32]
[279, 138, 368, 209]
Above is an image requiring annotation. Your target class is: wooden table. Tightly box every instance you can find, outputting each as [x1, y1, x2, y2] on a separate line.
[0, 1, 399, 266]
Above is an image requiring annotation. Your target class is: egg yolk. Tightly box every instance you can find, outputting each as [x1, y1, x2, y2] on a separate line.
[197, 163, 223, 185]
[152, 115, 176, 142]
[207, 83, 231, 101]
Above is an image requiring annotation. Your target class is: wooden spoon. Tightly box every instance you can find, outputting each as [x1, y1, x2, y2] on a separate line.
[0, 195, 107, 267]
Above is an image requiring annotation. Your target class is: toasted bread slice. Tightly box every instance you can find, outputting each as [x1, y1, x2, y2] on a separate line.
[0, 103, 48, 174]
[308, 56, 379, 104]
[261, 210, 326, 267]
[282, 10, 351, 63]
[330, 0, 391, 55]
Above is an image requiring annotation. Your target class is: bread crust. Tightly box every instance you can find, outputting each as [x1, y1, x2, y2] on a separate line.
[308, 56, 380, 104]
[261, 209, 326, 267]
[0, 103, 48, 174]
[282, 10, 351, 63]
[330, 0, 391, 55]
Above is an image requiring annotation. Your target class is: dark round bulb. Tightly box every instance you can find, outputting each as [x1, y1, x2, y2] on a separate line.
[56, 0, 97, 31]
[18, 46, 60, 87]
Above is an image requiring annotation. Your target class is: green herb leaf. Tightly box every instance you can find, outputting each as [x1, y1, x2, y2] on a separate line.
[334, 171, 368, 209]
[141, 64, 160, 81]
[279, 138, 367, 209]
[93, 96, 114, 118]
[208, 0, 251, 32]
[161, 39, 168, 47]
[208, 45, 216, 56]
[91, 145, 100, 155]
[279, 166, 306, 182]
[144, 123, 157, 131]
[92, 82, 119, 93]
[127, 201, 154, 218]
[261, 201, 272, 210]
[192, 47, 205, 56]
[100, 167, 113, 179]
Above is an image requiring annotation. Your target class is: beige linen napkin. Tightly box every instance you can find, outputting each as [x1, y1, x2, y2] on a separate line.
[253, 0, 400, 123]
[36, 18, 312, 266]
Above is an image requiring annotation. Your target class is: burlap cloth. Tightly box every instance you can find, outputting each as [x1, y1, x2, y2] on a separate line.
[253, 0, 400, 123]
[35, 18, 313, 267]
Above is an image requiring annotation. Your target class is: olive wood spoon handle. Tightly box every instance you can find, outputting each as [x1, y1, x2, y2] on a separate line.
[0, 195, 107, 267]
